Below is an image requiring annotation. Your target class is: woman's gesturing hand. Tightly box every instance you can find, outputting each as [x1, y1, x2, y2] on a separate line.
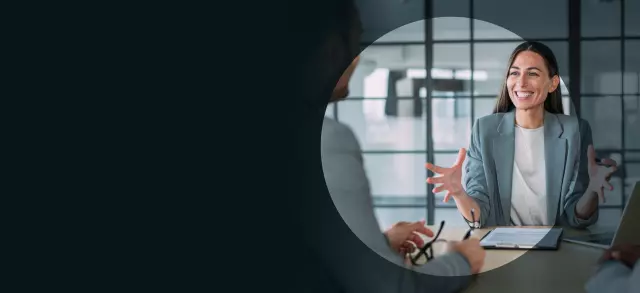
[586, 144, 618, 203]
[426, 148, 466, 203]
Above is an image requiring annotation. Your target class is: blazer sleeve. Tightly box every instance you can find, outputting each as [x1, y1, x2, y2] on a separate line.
[464, 118, 492, 227]
[560, 119, 599, 228]
[321, 119, 377, 241]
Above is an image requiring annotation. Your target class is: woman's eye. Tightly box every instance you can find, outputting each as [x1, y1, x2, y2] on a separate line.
[509, 72, 518, 76]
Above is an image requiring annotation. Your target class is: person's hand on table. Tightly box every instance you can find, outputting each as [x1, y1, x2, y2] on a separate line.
[446, 238, 486, 274]
[425, 148, 466, 202]
[383, 220, 433, 256]
[599, 244, 640, 268]
[586, 144, 618, 203]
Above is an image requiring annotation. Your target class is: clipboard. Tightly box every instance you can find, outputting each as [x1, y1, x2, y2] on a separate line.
[479, 227, 564, 250]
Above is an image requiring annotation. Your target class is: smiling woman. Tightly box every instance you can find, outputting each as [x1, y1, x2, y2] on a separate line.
[424, 41, 620, 229]
[494, 42, 564, 117]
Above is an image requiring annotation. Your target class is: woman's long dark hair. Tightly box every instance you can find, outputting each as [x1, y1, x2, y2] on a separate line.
[493, 41, 564, 114]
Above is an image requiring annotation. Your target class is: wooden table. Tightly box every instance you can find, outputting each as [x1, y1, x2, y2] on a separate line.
[420, 225, 610, 293]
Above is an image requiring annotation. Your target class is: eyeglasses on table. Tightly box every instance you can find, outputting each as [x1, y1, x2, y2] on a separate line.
[410, 208, 477, 266]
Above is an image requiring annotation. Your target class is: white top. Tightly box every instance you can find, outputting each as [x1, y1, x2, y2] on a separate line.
[510, 124, 548, 226]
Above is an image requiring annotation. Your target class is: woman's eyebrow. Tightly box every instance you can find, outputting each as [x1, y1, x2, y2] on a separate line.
[510, 66, 542, 71]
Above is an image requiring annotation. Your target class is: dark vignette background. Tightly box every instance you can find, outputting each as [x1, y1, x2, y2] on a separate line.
[7, 0, 637, 292]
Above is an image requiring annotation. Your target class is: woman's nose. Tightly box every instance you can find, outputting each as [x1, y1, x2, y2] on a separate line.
[516, 75, 528, 86]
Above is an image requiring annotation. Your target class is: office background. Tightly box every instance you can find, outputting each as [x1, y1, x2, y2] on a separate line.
[324, 0, 640, 229]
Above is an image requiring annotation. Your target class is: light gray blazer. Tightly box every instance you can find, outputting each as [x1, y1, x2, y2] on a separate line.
[465, 109, 598, 228]
[321, 116, 474, 293]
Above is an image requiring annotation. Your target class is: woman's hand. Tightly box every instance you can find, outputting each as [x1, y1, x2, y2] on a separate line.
[586, 145, 618, 203]
[426, 148, 466, 203]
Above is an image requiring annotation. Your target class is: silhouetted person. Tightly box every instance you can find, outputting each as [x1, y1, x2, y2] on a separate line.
[294, 0, 485, 292]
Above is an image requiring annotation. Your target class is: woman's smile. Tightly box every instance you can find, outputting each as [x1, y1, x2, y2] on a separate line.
[514, 91, 535, 100]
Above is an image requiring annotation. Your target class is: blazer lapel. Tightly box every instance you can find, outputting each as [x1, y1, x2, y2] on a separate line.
[493, 111, 515, 225]
[544, 112, 567, 226]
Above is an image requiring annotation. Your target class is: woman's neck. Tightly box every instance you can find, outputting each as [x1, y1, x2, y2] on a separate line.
[515, 107, 544, 129]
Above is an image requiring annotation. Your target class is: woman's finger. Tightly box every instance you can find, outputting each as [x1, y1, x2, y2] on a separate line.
[391, 221, 409, 228]
[425, 163, 447, 174]
[410, 234, 424, 248]
[433, 184, 447, 194]
[604, 181, 614, 191]
[403, 242, 416, 253]
[402, 242, 415, 254]
[600, 158, 617, 167]
[427, 176, 445, 184]
[409, 222, 434, 238]
[452, 148, 467, 167]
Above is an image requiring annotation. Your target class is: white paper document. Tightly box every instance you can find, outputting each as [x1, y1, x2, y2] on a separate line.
[480, 228, 553, 248]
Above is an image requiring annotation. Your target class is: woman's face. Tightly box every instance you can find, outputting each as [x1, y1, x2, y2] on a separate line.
[506, 51, 559, 111]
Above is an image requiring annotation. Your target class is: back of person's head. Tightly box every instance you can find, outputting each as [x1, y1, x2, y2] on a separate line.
[292, 0, 362, 106]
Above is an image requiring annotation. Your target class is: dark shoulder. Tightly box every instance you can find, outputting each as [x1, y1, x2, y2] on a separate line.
[321, 117, 360, 151]
[322, 117, 354, 138]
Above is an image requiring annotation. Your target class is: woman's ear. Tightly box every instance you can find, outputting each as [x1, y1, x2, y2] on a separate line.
[549, 75, 560, 93]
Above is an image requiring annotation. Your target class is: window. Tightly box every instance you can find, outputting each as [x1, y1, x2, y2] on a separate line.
[581, 41, 622, 94]
[322, 0, 639, 229]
